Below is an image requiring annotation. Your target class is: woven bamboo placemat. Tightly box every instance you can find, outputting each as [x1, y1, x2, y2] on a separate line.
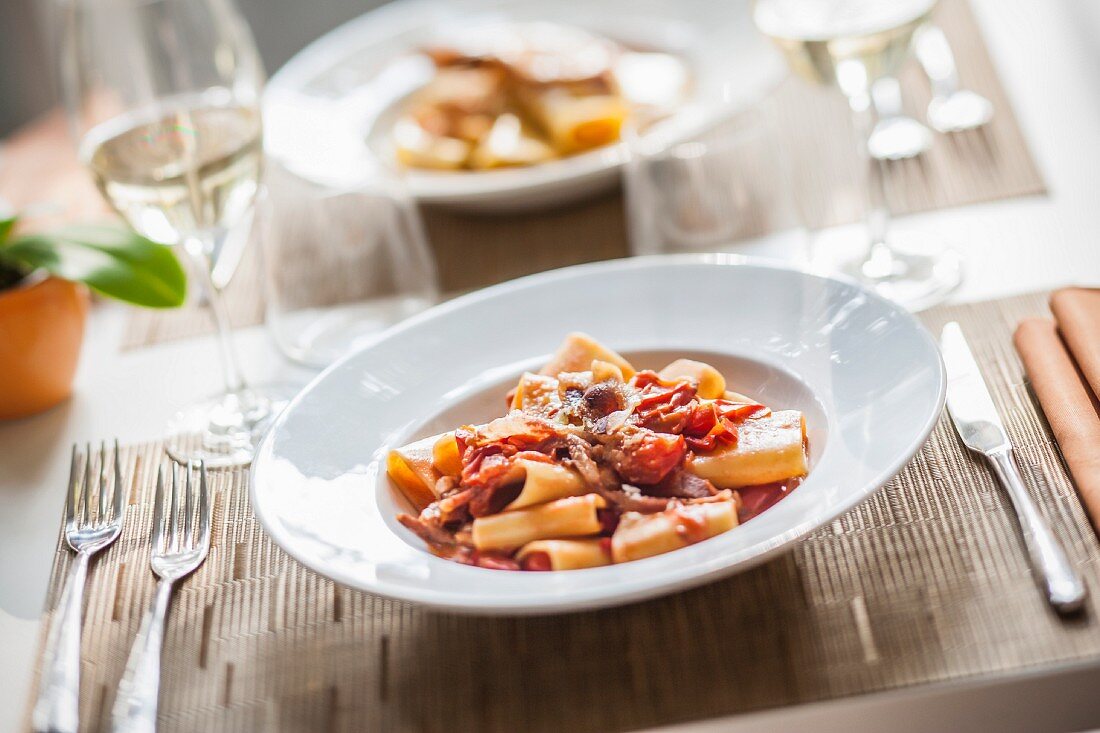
[119, 0, 1045, 350]
[30, 290, 1100, 732]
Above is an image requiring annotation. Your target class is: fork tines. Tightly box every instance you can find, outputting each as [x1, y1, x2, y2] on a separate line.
[151, 461, 212, 556]
[65, 440, 125, 538]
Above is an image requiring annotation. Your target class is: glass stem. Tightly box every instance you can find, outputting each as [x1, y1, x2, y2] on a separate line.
[184, 236, 248, 395]
[841, 62, 905, 281]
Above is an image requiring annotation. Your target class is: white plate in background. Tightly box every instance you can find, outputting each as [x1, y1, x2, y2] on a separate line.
[250, 257, 945, 615]
[263, 0, 784, 212]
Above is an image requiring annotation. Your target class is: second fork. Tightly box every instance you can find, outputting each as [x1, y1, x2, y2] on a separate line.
[110, 461, 211, 733]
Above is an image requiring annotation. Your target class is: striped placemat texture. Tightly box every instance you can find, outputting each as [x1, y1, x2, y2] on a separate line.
[30, 290, 1100, 732]
[120, 0, 1045, 349]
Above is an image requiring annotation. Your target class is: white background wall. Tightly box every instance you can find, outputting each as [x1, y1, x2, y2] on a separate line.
[0, 0, 390, 136]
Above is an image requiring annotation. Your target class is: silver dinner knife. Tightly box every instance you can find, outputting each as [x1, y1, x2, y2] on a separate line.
[941, 322, 1086, 614]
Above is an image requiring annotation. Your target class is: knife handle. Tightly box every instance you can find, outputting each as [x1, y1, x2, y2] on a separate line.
[987, 448, 1087, 614]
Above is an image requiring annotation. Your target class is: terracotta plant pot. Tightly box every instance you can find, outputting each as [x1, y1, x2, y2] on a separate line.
[0, 275, 89, 420]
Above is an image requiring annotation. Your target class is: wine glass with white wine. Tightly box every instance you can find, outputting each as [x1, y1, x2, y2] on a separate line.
[60, 0, 297, 466]
[754, 0, 962, 310]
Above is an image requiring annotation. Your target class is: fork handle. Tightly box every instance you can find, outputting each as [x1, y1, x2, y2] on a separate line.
[110, 579, 174, 733]
[32, 550, 92, 733]
[988, 448, 1087, 614]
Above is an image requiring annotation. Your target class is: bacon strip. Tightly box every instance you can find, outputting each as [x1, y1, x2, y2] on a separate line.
[644, 468, 718, 499]
[562, 433, 670, 513]
[398, 512, 462, 549]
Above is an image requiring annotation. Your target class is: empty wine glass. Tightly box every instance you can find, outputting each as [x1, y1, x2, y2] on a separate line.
[754, 0, 962, 310]
[624, 104, 806, 257]
[60, 0, 297, 466]
[259, 158, 439, 369]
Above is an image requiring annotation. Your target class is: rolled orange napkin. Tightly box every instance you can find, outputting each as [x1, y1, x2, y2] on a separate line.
[1050, 287, 1100, 400]
[1014, 318, 1100, 532]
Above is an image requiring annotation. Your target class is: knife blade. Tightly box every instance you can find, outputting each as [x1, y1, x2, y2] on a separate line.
[941, 321, 1086, 614]
[942, 321, 1011, 454]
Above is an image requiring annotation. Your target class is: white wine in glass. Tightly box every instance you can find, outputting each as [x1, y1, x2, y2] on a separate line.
[82, 104, 262, 246]
[755, 0, 934, 84]
[754, 0, 961, 310]
[62, 0, 297, 466]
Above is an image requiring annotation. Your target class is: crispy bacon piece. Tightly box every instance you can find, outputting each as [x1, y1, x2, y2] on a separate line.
[469, 481, 523, 517]
[445, 545, 523, 570]
[399, 513, 521, 569]
[398, 511, 462, 549]
[563, 434, 670, 513]
[563, 433, 608, 489]
[461, 448, 512, 487]
[437, 487, 474, 524]
[467, 552, 522, 571]
[454, 413, 567, 517]
[644, 468, 718, 499]
[457, 412, 563, 453]
[451, 450, 551, 518]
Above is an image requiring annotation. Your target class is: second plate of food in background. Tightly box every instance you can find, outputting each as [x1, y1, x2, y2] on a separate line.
[263, 0, 783, 211]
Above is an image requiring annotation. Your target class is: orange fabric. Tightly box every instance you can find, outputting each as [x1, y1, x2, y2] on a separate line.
[0, 276, 89, 419]
[1050, 287, 1100, 400]
[1014, 318, 1100, 533]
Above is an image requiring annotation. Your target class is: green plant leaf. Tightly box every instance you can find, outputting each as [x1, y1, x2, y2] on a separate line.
[0, 216, 15, 244]
[1, 226, 187, 308]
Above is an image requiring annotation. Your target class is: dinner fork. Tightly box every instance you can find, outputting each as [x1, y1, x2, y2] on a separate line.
[110, 462, 210, 733]
[33, 441, 126, 733]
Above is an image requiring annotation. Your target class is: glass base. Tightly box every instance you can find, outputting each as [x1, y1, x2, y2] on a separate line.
[274, 295, 435, 368]
[164, 382, 300, 468]
[818, 229, 963, 312]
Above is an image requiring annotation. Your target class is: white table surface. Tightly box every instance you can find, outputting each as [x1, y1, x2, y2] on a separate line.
[5, 0, 1100, 731]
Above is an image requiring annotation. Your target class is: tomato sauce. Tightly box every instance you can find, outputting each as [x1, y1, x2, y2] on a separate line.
[737, 477, 802, 523]
[520, 551, 552, 571]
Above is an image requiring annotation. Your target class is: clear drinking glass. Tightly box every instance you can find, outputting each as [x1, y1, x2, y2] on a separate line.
[753, 0, 962, 310]
[624, 103, 806, 257]
[259, 159, 438, 369]
[60, 0, 297, 466]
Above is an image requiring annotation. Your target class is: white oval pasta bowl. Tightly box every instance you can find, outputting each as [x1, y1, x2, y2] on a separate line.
[251, 257, 945, 615]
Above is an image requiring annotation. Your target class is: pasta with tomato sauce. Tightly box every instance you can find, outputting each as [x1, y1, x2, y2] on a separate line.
[388, 333, 809, 571]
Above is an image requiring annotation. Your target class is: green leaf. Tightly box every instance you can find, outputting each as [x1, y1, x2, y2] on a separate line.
[1, 226, 187, 308]
[0, 216, 15, 244]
